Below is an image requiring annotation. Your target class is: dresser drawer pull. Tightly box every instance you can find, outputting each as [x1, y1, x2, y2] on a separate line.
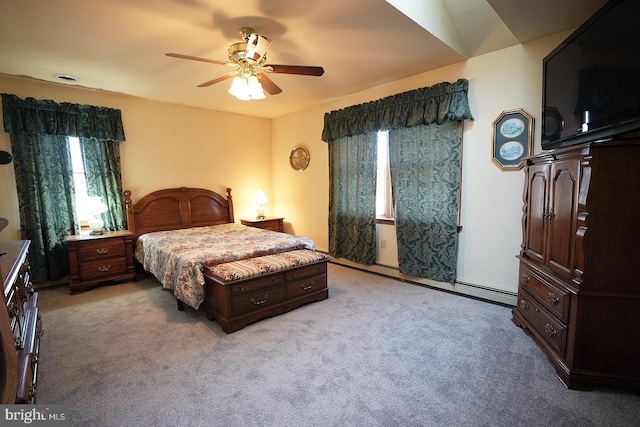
[545, 324, 557, 337]
[521, 273, 530, 284]
[97, 265, 112, 272]
[301, 281, 314, 291]
[96, 247, 109, 255]
[251, 295, 269, 305]
[29, 384, 37, 400]
[547, 293, 559, 305]
[519, 299, 529, 310]
[8, 302, 18, 318]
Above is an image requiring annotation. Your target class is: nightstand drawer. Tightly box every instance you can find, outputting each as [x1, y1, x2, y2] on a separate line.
[79, 257, 127, 281]
[77, 238, 126, 262]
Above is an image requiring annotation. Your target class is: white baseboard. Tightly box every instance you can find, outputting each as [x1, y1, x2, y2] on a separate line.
[329, 257, 517, 307]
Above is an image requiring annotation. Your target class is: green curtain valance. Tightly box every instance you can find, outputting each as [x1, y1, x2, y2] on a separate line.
[2, 93, 125, 141]
[321, 78, 473, 142]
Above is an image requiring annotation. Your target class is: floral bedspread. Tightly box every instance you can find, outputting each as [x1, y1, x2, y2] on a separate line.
[135, 223, 315, 309]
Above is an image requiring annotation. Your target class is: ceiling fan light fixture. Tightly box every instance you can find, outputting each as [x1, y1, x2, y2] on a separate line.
[228, 73, 265, 101]
[247, 75, 266, 100]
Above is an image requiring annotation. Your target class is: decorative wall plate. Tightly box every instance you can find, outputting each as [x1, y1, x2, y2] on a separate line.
[289, 145, 310, 171]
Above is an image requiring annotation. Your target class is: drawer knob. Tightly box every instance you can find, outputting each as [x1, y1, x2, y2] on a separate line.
[96, 247, 109, 255]
[301, 282, 314, 291]
[251, 295, 269, 305]
[521, 273, 530, 284]
[547, 293, 559, 305]
[545, 324, 557, 337]
[519, 299, 529, 310]
[97, 265, 111, 272]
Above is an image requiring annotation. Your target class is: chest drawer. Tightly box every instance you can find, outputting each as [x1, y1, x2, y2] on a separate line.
[77, 238, 126, 262]
[519, 263, 570, 322]
[285, 263, 327, 282]
[79, 257, 127, 281]
[286, 273, 326, 299]
[517, 289, 567, 356]
[230, 274, 284, 296]
[230, 285, 285, 316]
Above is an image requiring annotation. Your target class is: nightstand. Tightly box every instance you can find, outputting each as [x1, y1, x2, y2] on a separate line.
[65, 230, 137, 294]
[240, 217, 284, 232]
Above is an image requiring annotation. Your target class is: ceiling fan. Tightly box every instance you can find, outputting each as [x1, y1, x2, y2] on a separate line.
[166, 27, 324, 100]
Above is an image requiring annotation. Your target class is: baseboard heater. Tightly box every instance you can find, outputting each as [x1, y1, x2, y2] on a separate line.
[329, 257, 517, 307]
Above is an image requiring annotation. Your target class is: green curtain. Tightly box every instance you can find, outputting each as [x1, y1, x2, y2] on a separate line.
[328, 132, 378, 265]
[322, 79, 472, 281]
[389, 122, 463, 283]
[8, 133, 77, 282]
[1, 93, 126, 283]
[322, 79, 473, 142]
[81, 137, 126, 231]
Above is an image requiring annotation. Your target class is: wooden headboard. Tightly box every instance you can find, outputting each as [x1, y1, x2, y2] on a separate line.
[124, 187, 234, 242]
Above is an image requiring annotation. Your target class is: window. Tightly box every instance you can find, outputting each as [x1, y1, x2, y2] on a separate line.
[376, 130, 394, 220]
[68, 136, 91, 223]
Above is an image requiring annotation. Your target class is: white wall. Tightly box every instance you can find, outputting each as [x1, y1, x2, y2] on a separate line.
[272, 33, 569, 304]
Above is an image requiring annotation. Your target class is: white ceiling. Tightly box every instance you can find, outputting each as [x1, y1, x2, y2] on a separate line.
[0, 0, 607, 119]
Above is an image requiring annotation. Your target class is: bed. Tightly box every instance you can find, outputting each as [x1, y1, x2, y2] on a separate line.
[124, 187, 329, 332]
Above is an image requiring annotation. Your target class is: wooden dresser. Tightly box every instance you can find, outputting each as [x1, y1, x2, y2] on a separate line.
[512, 139, 640, 389]
[0, 240, 42, 403]
[65, 230, 137, 294]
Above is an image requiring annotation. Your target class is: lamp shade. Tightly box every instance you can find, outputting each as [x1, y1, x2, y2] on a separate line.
[254, 190, 268, 219]
[87, 196, 108, 235]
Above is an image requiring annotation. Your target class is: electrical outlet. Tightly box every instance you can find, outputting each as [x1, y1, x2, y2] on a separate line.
[380, 239, 386, 249]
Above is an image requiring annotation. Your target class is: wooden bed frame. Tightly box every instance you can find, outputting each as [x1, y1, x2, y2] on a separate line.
[124, 187, 328, 333]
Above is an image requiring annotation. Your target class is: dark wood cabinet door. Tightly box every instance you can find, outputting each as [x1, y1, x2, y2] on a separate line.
[524, 163, 549, 264]
[547, 159, 581, 278]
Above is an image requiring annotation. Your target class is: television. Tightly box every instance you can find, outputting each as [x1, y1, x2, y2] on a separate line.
[541, 0, 640, 150]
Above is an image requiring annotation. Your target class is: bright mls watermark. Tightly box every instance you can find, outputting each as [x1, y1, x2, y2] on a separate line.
[0, 405, 69, 426]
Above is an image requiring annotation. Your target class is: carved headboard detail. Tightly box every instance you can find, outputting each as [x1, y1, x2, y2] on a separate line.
[124, 187, 234, 242]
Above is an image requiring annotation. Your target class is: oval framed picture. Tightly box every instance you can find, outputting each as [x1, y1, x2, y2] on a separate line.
[491, 108, 534, 171]
[289, 145, 310, 171]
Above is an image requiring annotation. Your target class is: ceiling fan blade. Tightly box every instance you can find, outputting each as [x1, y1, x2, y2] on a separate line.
[165, 52, 229, 66]
[258, 74, 282, 95]
[265, 64, 324, 76]
[197, 72, 235, 87]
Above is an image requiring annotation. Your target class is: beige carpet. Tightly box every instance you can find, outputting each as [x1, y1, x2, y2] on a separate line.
[36, 263, 640, 426]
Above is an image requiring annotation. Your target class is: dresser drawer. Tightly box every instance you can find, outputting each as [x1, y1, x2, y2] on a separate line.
[79, 257, 127, 281]
[77, 238, 126, 262]
[230, 285, 284, 316]
[517, 289, 567, 356]
[230, 274, 284, 296]
[286, 273, 326, 299]
[519, 263, 570, 322]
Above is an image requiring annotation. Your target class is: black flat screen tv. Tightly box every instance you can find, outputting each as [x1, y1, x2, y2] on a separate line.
[542, 0, 640, 150]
